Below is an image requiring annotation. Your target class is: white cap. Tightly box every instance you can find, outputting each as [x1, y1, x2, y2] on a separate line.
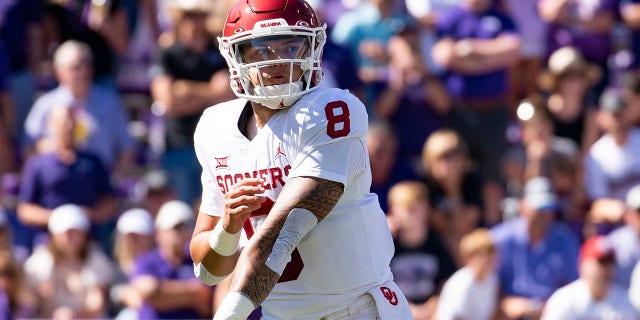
[48, 204, 90, 234]
[523, 177, 558, 212]
[117, 208, 154, 235]
[155, 200, 194, 230]
[626, 185, 640, 210]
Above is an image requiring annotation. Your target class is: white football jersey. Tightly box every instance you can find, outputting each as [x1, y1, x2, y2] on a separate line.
[194, 88, 396, 319]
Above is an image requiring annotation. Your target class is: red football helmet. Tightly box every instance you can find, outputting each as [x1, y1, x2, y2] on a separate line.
[218, 0, 327, 109]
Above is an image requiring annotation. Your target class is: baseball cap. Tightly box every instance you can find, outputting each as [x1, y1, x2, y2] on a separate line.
[155, 200, 194, 230]
[117, 208, 154, 235]
[599, 88, 627, 113]
[523, 177, 558, 212]
[580, 236, 615, 264]
[48, 204, 90, 234]
[626, 185, 640, 211]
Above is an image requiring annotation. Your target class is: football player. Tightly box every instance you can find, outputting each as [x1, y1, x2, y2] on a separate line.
[189, 0, 412, 319]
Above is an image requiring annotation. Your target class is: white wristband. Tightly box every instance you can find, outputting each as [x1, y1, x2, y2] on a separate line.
[213, 291, 256, 320]
[193, 262, 228, 286]
[209, 222, 241, 256]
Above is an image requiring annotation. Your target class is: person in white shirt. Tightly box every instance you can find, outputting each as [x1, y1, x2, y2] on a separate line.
[188, 0, 413, 319]
[435, 228, 499, 320]
[542, 236, 639, 320]
[607, 184, 640, 289]
[585, 88, 640, 202]
[630, 260, 640, 313]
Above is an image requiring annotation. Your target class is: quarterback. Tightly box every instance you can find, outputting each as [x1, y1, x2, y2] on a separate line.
[189, 0, 412, 319]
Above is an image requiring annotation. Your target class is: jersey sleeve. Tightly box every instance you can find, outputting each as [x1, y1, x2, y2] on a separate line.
[194, 108, 225, 217]
[287, 89, 369, 184]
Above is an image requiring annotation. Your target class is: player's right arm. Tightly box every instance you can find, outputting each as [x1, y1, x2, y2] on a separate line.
[190, 178, 266, 284]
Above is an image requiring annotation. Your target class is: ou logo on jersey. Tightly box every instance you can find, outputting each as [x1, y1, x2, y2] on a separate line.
[380, 286, 398, 306]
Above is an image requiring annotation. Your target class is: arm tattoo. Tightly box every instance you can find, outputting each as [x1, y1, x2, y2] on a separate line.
[230, 177, 344, 305]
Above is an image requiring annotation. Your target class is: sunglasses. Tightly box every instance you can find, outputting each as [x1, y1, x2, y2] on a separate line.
[596, 256, 615, 265]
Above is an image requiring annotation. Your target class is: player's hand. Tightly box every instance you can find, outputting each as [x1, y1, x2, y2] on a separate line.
[222, 178, 266, 233]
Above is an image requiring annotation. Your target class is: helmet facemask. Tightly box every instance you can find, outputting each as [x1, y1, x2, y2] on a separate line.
[219, 25, 327, 109]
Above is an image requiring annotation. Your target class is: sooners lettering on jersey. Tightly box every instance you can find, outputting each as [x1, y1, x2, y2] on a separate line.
[214, 162, 291, 194]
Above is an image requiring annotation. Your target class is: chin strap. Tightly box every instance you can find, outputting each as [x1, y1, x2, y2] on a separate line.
[252, 81, 304, 109]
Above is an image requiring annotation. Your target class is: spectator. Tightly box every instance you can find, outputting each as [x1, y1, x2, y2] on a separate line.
[432, 0, 522, 225]
[131, 168, 177, 217]
[331, 0, 415, 109]
[607, 184, 640, 289]
[404, 0, 460, 77]
[23, 40, 135, 175]
[128, 200, 211, 319]
[537, 46, 601, 150]
[585, 87, 640, 202]
[0, 209, 28, 265]
[548, 152, 589, 236]
[621, 0, 640, 74]
[149, 0, 234, 205]
[375, 28, 449, 163]
[115, 0, 163, 93]
[586, 198, 628, 237]
[542, 236, 639, 319]
[114, 208, 156, 277]
[42, 0, 130, 86]
[631, 260, 640, 312]
[435, 228, 499, 320]
[110, 208, 156, 319]
[0, 249, 36, 319]
[517, 98, 579, 180]
[420, 129, 483, 263]
[491, 176, 580, 320]
[0, 0, 44, 150]
[620, 71, 640, 128]
[366, 121, 418, 213]
[503, 96, 588, 226]
[23, 204, 114, 319]
[17, 105, 117, 248]
[387, 181, 457, 320]
[0, 42, 14, 176]
[538, 0, 617, 99]
[306, 0, 363, 94]
[499, 0, 548, 105]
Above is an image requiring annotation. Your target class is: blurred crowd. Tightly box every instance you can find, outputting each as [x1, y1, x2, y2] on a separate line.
[1, 0, 640, 319]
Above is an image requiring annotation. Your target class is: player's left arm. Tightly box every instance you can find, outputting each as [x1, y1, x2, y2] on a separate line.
[214, 175, 343, 319]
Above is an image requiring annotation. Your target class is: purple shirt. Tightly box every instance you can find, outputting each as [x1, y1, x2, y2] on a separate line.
[490, 217, 580, 300]
[19, 151, 113, 209]
[545, 0, 617, 63]
[502, 0, 548, 57]
[436, 6, 517, 98]
[390, 81, 443, 159]
[130, 248, 206, 320]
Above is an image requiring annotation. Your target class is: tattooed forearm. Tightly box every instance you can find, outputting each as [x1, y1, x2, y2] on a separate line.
[230, 176, 344, 305]
[276, 176, 344, 222]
